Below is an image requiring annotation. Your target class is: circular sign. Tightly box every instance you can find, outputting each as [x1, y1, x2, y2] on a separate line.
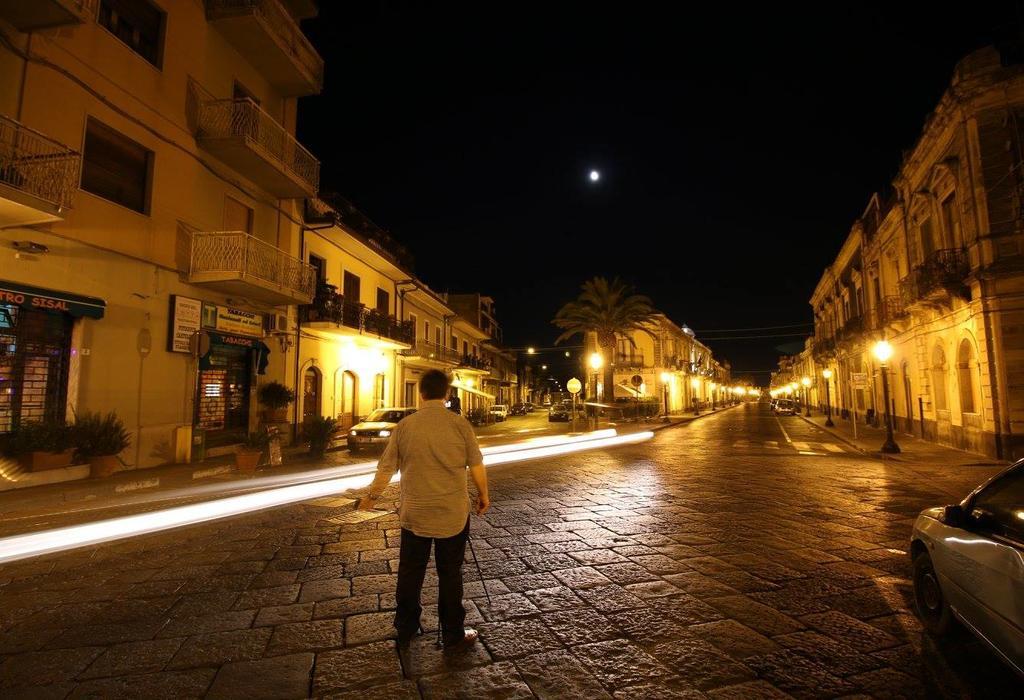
[566, 377, 582, 395]
[630, 374, 643, 388]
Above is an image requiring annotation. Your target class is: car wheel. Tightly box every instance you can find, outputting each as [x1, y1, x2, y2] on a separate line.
[913, 550, 953, 635]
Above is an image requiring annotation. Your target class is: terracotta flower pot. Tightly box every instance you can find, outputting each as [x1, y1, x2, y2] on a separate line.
[235, 449, 262, 472]
[89, 454, 121, 478]
[20, 448, 75, 472]
[262, 408, 287, 423]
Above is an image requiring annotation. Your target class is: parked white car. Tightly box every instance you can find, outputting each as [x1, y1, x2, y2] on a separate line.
[347, 407, 416, 452]
[489, 404, 509, 421]
[910, 460, 1024, 677]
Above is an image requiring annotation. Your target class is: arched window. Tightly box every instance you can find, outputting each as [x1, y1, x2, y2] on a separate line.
[302, 366, 321, 421]
[931, 345, 947, 412]
[957, 339, 978, 415]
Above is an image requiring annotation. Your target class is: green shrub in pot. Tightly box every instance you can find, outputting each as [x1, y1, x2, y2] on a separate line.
[257, 381, 295, 422]
[72, 412, 131, 478]
[303, 416, 337, 458]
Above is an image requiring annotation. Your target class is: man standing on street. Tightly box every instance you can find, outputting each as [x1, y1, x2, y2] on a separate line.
[358, 369, 489, 649]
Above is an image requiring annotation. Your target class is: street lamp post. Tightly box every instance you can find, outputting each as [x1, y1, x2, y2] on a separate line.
[589, 352, 604, 431]
[822, 368, 834, 427]
[872, 341, 900, 453]
[709, 382, 717, 410]
[691, 377, 700, 415]
[660, 372, 671, 422]
[801, 377, 811, 416]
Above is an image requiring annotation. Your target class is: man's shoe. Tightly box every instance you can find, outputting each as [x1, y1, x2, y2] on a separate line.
[442, 628, 479, 651]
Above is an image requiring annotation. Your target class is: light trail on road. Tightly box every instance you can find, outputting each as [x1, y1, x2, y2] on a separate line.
[0, 429, 652, 564]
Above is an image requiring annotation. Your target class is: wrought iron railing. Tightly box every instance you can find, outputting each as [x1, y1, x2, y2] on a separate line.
[195, 97, 319, 193]
[401, 340, 460, 364]
[615, 353, 646, 368]
[0, 114, 80, 211]
[299, 285, 414, 343]
[898, 248, 969, 307]
[812, 336, 836, 358]
[867, 295, 906, 330]
[189, 231, 315, 298]
[459, 354, 491, 370]
[205, 0, 324, 91]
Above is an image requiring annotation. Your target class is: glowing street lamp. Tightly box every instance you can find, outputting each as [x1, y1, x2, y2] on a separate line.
[801, 376, 811, 416]
[527, 347, 536, 355]
[873, 341, 900, 453]
[822, 368, 834, 427]
[588, 352, 604, 403]
[691, 377, 701, 415]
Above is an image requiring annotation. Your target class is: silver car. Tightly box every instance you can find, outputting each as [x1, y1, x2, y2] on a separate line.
[910, 460, 1024, 677]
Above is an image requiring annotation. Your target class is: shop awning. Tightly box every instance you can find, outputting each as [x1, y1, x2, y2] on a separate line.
[452, 382, 496, 400]
[199, 331, 272, 375]
[614, 382, 646, 398]
[0, 280, 106, 319]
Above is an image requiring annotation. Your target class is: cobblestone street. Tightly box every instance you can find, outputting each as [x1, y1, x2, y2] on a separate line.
[0, 403, 1020, 698]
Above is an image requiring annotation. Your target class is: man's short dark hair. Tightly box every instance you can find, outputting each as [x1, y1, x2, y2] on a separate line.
[420, 370, 450, 400]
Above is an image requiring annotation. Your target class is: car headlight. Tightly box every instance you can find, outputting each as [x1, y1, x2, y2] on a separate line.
[349, 430, 357, 436]
[379, 430, 391, 437]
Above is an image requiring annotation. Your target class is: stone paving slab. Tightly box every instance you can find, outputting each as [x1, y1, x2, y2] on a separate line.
[0, 404, 1019, 698]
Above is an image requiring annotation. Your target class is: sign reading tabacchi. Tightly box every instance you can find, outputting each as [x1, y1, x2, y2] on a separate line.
[168, 295, 202, 353]
[201, 303, 263, 337]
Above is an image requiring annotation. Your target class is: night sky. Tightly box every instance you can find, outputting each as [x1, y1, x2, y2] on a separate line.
[298, 2, 1021, 385]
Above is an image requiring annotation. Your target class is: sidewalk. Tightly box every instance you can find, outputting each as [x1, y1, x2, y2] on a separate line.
[798, 410, 1006, 468]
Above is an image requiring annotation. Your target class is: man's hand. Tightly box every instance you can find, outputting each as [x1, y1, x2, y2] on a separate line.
[357, 495, 377, 511]
[475, 494, 490, 516]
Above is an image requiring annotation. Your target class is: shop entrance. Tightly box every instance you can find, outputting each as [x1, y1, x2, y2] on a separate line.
[0, 304, 73, 433]
[196, 341, 252, 447]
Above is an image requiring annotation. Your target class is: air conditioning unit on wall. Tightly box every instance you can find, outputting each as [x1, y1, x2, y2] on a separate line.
[264, 313, 290, 333]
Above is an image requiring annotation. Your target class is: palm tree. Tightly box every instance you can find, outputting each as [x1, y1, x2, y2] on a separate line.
[552, 277, 659, 402]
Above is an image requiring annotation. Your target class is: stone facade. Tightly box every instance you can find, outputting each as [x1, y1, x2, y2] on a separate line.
[790, 47, 1024, 460]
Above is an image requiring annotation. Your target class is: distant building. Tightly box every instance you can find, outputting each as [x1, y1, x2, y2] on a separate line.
[582, 314, 730, 412]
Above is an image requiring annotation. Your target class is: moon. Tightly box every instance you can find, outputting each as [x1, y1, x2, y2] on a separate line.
[589, 170, 600, 182]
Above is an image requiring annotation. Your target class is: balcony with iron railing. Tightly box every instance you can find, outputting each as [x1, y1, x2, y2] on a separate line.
[195, 97, 319, 198]
[812, 336, 836, 359]
[299, 284, 414, 345]
[401, 340, 460, 365]
[0, 0, 95, 31]
[458, 354, 491, 372]
[867, 295, 907, 331]
[614, 353, 646, 368]
[187, 231, 315, 305]
[205, 0, 324, 96]
[898, 248, 970, 309]
[0, 114, 81, 227]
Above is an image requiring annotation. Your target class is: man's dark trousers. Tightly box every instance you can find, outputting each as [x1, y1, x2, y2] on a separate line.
[395, 518, 469, 645]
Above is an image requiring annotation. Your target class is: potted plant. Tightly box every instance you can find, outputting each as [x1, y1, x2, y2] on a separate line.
[236, 431, 269, 472]
[0, 420, 75, 472]
[257, 381, 295, 423]
[303, 416, 337, 459]
[72, 412, 131, 478]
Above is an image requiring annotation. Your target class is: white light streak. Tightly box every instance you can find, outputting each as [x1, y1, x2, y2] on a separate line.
[0, 430, 652, 564]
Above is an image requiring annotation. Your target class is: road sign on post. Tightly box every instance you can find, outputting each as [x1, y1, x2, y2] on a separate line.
[566, 378, 581, 433]
[851, 372, 868, 388]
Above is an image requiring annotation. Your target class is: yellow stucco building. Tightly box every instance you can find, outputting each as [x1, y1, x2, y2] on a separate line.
[791, 47, 1024, 460]
[0, 0, 321, 469]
